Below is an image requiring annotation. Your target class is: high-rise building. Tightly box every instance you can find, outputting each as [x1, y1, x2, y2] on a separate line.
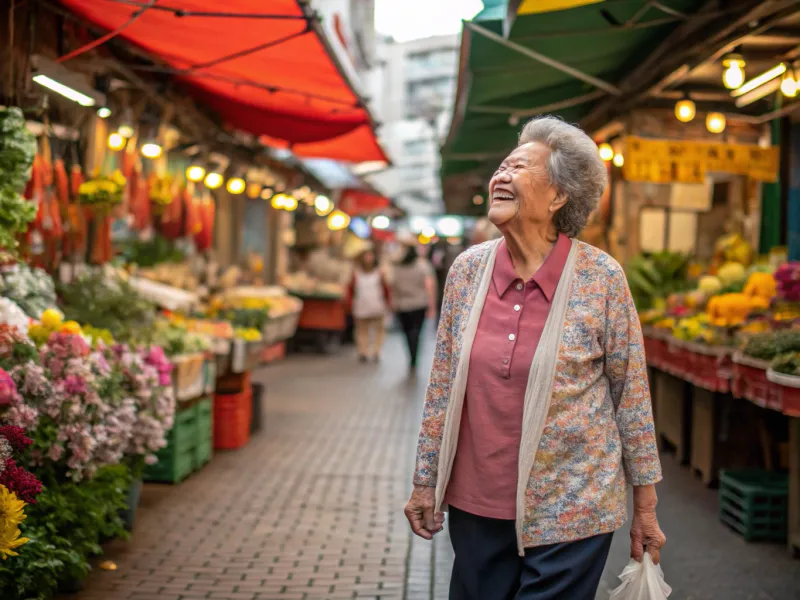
[366, 34, 459, 215]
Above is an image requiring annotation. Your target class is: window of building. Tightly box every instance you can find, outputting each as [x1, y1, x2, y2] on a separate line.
[405, 77, 455, 118]
[404, 139, 428, 156]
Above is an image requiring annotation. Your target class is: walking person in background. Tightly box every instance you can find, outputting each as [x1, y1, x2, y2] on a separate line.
[347, 249, 390, 363]
[392, 242, 437, 371]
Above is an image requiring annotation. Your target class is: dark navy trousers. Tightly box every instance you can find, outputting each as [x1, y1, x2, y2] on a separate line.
[448, 506, 613, 600]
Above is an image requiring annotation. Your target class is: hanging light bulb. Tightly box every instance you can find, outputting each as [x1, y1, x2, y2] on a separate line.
[612, 153, 624, 168]
[314, 194, 333, 216]
[706, 112, 726, 134]
[674, 98, 696, 123]
[472, 194, 484, 205]
[141, 141, 163, 159]
[781, 70, 798, 97]
[204, 171, 223, 189]
[97, 106, 112, 119]
[371, 215, 391, 230]
[107, 132, 125, 151]
[226, 177, 246, 195]
[247, 183, 262, 199]
[283, 195, 299, 211]
[186, 163, 206, 182]
[271, 193, 287, 210]
[117, 124, 135, 139]
[722, 54, 746, 89]
[260, 188, 274, 200]
[327, 210, 350, 231]
[598, 143, 614, 162]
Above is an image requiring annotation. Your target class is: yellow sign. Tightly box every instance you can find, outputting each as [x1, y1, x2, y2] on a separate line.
[518, 0, 604, 14]
[622, 136, 779, 184]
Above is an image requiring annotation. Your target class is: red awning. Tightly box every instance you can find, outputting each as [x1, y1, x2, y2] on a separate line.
[58, 0, 388, 163]
[338, 188, 391, 216]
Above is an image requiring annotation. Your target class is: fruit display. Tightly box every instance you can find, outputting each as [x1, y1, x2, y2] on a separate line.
[774, 262, 800, 302]
[743, 271, 777, 301]
[706, 293, 769, 327]
[151, 319, 211, 357]
[234, 327, 262, 342]
[28, 309, 83, 346]
[742, 330, 800, 361]
[673, 313, 716, 344]
[713, 232, 753, 266]
[771, 352, 800, 377]
[716, 262, 747, 289]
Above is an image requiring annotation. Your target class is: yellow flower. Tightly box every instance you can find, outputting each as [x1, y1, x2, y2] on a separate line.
[0, 485, 29, 560]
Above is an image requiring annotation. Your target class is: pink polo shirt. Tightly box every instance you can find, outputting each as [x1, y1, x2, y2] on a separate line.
[444, 234, 572, 520]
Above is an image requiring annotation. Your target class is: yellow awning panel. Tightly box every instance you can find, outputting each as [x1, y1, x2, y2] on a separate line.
[517, 0, 604, 14]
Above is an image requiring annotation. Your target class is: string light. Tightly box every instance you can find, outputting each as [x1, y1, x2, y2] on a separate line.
[612, 153, 624, 168]
[598, 143, 614, 161]
[675, 98, 696, 123]
[226, 177, 245, 194]
[107, 132, 125, 151]
[706, 112, 726, 134]
[186, 165, 206, 182]
[314, 195, 333, 216]
[141, 142, 162, 159]
[327, 210, 350, 231]
[204, 172, 223, 189]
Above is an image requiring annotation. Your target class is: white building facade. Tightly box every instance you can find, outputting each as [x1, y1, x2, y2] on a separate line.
[366, 34, 459, 215]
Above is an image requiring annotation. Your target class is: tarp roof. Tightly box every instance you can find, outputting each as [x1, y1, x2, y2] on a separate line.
[59, 0, 388, 163]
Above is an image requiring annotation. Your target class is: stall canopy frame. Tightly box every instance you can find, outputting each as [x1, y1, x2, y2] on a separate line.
[55, 0, 389, 163]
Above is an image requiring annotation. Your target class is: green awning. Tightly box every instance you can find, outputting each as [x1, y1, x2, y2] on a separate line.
[442, 0, 705, 213]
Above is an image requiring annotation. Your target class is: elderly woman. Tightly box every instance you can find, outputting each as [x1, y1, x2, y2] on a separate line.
[405, 116, 665, 600]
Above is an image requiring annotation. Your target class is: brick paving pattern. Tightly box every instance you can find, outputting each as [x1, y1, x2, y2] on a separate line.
[65, 333, 800, 600]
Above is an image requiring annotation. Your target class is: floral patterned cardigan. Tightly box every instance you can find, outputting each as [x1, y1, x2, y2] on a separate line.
[413, 239, 662, 550]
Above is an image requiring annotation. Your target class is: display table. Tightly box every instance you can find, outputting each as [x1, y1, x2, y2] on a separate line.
[289, 292, 347, 353]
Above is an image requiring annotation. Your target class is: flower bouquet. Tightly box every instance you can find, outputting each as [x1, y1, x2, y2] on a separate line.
[78, 170, 126, 207]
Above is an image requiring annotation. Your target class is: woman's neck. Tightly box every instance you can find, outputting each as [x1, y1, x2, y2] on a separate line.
[503, 225, 558, 281]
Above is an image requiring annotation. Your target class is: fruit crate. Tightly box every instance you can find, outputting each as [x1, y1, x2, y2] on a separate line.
[719, 469, 788, 542]
[144, 403, 198, 483]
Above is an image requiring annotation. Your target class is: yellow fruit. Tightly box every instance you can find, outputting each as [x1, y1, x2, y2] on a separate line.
[61, 321, 82, 334]
[41, 308, 63, 329]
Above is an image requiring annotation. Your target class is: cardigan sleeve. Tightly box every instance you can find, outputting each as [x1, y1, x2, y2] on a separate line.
[603, 266, 663, 487]
[412, 261, 459, 487]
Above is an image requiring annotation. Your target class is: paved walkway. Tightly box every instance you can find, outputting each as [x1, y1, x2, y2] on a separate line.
[68, 333, 800, 600]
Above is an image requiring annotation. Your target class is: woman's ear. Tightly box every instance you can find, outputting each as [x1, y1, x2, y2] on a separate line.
[550, 193, 568, 213]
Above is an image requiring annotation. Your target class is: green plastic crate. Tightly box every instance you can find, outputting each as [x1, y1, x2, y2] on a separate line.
[719, 469, 788, 542]
[195, 438, 213, 467]
[194, 397, 213, 468]
[144, 404, 198, 483]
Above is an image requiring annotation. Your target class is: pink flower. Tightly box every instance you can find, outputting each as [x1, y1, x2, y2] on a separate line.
[0, 368, 19, 406]
[62, 374, 87, 396]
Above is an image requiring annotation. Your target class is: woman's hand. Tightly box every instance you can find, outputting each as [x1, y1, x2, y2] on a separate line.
[404, 485, 445, 540]
[630, 485, 666, 564]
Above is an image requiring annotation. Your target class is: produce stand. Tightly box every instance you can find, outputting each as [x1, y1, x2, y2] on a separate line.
[288, 291, 348, 353]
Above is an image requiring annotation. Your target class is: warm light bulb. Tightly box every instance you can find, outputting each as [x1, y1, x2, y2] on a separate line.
[283, 195, 298, 211]
[97, 107, 112, 119]
[327, 210, 350, 231]
[314, 195, 333, 216]
[204, 172, 223, 189]
[271, 193, 287, 209]
[706, 112, 726, 134]
[612, 153, 624, 168]
[261, 188, 274, 200]
[472, 194, 484, 205]
[781, 73, 798, 97]
[675, 98, 696, 123]
[226, 177, 245, 194]
[598, 143, 614, 161]
[107, 132, 125, 151]
[117, 124, 134, 138]
[371, 215, 390, 230]
[421, 226, 437, 239]
[247, 183, 262, 199]
[141, 142, 162, 159]
[186, 165, 205, 182]
[418, 233, 432, 245]
[723, 61, 746, 89]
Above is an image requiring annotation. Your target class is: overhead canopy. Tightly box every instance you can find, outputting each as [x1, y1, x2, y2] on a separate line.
[338, 189, 391, 217]
[59, 0, 388, 163]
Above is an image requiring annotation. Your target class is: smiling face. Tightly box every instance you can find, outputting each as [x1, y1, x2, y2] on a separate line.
[487, 142, 566, 233]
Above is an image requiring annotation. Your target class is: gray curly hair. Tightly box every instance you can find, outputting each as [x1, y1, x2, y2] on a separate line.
[518, 116, 607, 238]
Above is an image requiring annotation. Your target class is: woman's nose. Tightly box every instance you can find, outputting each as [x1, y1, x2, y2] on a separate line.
[494, 170, 512, 183]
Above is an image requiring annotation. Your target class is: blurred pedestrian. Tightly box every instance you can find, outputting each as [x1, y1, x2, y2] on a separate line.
[404, 116, 665, 600]
[391, 242, 436, 371]
[347, 249, 390, 363]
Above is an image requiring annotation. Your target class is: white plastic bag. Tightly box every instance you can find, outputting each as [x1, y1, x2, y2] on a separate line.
[609, 554, 672, 600]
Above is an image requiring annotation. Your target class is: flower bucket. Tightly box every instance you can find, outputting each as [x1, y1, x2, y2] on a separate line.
[121, 478, 143, 532]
